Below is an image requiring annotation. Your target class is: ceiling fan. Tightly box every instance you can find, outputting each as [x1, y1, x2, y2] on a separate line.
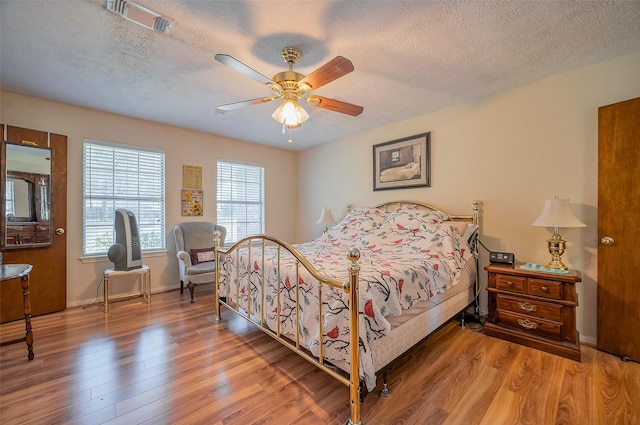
[214, 47, 364, 142]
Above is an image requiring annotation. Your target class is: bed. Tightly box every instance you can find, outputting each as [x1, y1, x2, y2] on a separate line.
[212, 200, 480, 425]
[379, 162, 421, 182]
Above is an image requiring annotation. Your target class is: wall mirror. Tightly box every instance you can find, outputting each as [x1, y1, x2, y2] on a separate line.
[2, 143, 52, 247]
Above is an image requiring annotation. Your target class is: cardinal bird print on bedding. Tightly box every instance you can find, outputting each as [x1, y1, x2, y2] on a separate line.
[218, 207, 477, 390]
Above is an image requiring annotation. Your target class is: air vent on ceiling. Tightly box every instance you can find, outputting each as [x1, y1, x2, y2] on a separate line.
[106, 0, 172, 34]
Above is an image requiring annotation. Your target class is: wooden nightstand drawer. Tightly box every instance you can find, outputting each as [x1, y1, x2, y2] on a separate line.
[485, 264, 581, 361]
[495, 274, 526, 293]
[529, 278, 562, 299]
[497, 310, 562, 340]
[496, 294, 562, 322]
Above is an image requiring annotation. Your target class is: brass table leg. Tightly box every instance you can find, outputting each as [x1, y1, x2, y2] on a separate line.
[146, 267, 151, 304]
[103, 272, 109, 313]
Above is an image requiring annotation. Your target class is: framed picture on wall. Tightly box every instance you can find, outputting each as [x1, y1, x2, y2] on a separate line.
[182, 165, 202, 189]
[373, 132, 430, 191]
[181, 189, 203, 216]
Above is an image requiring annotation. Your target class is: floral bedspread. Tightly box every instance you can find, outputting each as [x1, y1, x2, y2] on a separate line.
[218, 207, 477, 391]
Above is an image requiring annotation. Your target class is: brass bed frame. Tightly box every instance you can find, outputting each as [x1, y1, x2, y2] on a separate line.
[212, 200, 480, 425]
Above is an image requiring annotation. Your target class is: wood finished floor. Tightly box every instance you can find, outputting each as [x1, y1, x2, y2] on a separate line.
[1, 286, 639, 425]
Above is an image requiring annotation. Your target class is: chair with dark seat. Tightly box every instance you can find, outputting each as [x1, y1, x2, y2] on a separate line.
[173, 222, 226, 303]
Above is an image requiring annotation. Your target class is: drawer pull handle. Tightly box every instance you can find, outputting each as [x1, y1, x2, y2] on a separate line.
[519, 302, 537, 312]
[541, 286, 549, 292]
[507, 281, 513, 286]
[518, 319, 538, 330]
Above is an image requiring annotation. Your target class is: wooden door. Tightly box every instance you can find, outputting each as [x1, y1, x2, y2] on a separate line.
[1, 125, 67, 322]
[597, 97, 640, 361]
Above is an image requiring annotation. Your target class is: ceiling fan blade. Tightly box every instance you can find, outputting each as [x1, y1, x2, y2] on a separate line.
[307, 95, 363, 116]
[299, 56, 355, 90]
[216, 97, 277, 114]
[214, 54, 275, 86]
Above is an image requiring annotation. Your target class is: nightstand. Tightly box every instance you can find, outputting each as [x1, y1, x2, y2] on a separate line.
[484, 263, 581, 361]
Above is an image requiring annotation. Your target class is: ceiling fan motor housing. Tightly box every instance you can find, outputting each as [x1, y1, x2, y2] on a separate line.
[281, 47, 301, 65]
[272, 71, 305, 84]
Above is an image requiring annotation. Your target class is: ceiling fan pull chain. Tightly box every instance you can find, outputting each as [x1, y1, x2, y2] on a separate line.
[288, 127, 293, 144]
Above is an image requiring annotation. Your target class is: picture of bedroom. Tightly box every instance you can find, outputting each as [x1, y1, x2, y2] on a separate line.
[373, 132, 430, 190]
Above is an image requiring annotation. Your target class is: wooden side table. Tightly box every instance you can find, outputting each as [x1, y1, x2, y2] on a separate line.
[103, 265, 151, 313]
[0, 264, 35, 360]
[485, 263, 581, 361]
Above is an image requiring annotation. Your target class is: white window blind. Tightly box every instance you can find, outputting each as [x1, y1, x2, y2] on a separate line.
[83, 140, 165, 255]
[5, 180, 15, 216]
[217, 160, 264, 243]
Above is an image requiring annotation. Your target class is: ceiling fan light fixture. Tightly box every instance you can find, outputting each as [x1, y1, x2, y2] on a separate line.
[272, 98, 309, 127]
[215, 46, 363, 144]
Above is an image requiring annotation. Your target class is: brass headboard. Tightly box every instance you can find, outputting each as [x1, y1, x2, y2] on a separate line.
[373, 200, 480, 225]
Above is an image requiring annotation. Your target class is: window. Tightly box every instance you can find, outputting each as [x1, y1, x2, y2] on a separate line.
[217, 160, 264, 243]
[5, 180, 15, 216]
[83, 139, 165, 255]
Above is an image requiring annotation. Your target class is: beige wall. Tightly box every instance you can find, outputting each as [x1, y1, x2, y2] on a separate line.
[1, 92, 298, 307]
[297, 51, 640, 345]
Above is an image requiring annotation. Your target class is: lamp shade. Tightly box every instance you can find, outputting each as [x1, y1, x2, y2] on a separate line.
[316, 208, 336, 225]
[531, 198, 586, 228]
[272, 98, 309, 126]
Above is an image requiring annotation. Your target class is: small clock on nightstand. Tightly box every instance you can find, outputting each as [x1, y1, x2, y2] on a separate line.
[484, 263, 582, 361]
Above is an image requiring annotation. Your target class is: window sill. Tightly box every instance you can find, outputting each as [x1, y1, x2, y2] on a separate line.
[78, 249, 168, 264]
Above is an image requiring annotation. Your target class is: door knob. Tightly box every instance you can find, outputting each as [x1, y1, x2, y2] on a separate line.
[56, 228, 65, 235]
[600, 236, 615, 246]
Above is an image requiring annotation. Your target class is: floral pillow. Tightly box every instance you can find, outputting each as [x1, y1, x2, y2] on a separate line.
[336, 207, 388, 231]
[381, 208, 450, 231]
[445, 220, 469, 235]
[190, 247, 216, 265]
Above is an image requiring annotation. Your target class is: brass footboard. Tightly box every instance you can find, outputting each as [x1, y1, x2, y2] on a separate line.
[213, 233, 363, 425]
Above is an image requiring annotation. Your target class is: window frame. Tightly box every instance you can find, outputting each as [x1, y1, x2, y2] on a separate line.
[216, 159, 265, 244]
[82, 139, 166, 256]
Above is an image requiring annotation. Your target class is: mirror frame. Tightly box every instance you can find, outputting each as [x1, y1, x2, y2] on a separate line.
[1, 141, 54, 249]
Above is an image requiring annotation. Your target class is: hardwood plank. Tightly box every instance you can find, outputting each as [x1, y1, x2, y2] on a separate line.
[487, 337, 521, 373]
[554, 343, 594, 425]
[528, 359, 565, 424]
[363, 324, 466, 423]
[478, 388, 526, 425]
[439, 329, 493, 413]
[441, 365, 503, 425]
[593, 347, 640, 425]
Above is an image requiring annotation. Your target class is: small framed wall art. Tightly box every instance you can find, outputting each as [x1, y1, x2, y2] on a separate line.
[181, 189, 203, 216]
[182, 165, 202, 189]
[373, 132, 430, 191]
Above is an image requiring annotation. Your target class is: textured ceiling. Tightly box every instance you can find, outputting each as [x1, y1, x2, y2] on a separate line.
[1, 0, 639, 151]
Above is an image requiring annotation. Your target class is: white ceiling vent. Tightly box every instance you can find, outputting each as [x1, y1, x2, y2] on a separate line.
[105, 0, 172, 34]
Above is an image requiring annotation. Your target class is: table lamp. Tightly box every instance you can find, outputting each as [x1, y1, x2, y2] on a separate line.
[531, 197, 586, 270]
[316, 207, 336, 233]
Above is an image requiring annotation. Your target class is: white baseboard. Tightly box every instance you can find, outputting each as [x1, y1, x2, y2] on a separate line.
[68, 285, 179, 309]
